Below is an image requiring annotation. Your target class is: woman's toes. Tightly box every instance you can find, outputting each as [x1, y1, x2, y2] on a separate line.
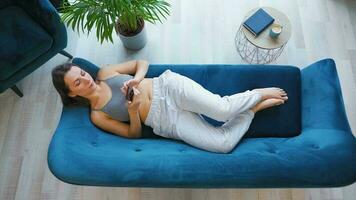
[276, 99, 285, 105]
[277, 94, 286, 100]
[281, 95, 288, 100]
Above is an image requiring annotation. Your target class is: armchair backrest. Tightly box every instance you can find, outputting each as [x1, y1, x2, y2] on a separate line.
[14, 0, 56, 32]
[0, 0, 12, 9]
[12, 0, 67, 48]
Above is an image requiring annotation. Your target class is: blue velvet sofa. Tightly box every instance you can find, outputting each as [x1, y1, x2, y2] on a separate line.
[0, 0, 72, 97]
[48, 58, 356, 188]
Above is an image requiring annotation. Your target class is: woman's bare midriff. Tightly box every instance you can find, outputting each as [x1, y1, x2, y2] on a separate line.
[137, 78, 153, 123]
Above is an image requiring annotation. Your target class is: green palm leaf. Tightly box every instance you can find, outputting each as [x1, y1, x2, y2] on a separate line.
[60, 0, 171, 44]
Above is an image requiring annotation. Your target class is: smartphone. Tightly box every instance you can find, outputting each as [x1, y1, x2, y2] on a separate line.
[126, 87, 134, 101]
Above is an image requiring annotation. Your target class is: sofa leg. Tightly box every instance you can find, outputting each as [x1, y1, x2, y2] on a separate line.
[59, 50, 73, 59]
[11, 85, 23, 97]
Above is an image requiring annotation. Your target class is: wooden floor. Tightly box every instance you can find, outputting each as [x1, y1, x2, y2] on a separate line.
[0, 0, 355, 199]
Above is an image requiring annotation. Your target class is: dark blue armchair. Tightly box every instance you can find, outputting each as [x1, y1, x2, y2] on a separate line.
[0, 0, 72, 97]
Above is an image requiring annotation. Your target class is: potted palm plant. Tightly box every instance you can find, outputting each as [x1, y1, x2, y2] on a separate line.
[60, 0, 170, 50]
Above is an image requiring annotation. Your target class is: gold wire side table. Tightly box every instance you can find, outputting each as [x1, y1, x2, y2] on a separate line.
[235, 7, 292, 64]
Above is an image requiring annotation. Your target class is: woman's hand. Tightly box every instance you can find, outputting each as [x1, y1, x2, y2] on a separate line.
[127, 87, 142, 113]
[121, 78, 140, 96]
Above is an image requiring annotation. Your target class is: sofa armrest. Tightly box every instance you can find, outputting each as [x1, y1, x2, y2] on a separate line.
[301, 59, 352, 132]
[15, 0, 67, 50]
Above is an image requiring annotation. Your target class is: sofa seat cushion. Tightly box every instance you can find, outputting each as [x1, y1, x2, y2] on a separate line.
[0, 6, 53, 80]
[48, 121, 356, 187]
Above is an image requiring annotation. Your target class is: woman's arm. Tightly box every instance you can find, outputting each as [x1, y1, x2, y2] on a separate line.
[127, 109, 142, 138]
[99, 60, 149, 81]
[91, 111, 141, 138]
[126, 87, 143, 138]
[133, 60, 149, 82]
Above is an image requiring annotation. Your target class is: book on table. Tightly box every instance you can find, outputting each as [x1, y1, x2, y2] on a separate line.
[243, 8, 275, 37]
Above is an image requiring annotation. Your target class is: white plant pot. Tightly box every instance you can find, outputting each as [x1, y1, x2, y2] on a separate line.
[117, 22, 147, 50]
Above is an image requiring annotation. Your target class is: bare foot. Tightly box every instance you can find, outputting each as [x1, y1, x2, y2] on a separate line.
[251, 98, 284, 113]
[253, 87, 288, 101]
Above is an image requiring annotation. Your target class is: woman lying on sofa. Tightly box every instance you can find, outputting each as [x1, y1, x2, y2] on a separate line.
[51, 60, 288, 153]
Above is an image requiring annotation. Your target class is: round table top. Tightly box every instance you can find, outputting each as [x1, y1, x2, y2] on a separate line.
[241, 7, 292, 49]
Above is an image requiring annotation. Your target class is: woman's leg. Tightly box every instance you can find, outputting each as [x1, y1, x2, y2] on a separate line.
[172, 98, 285, 153]
[173, 109, 255, 153]
[165, 71, 262, 122]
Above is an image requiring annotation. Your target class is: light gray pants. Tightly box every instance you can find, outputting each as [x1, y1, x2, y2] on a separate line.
[144, 70, 262, 153]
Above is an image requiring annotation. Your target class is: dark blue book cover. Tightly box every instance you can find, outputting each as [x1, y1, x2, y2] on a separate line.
[243, 8, 275, 37]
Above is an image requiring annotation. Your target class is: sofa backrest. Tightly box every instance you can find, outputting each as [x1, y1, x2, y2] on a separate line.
[72, 58, 301, 138]
[146, 64, 301, 138]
